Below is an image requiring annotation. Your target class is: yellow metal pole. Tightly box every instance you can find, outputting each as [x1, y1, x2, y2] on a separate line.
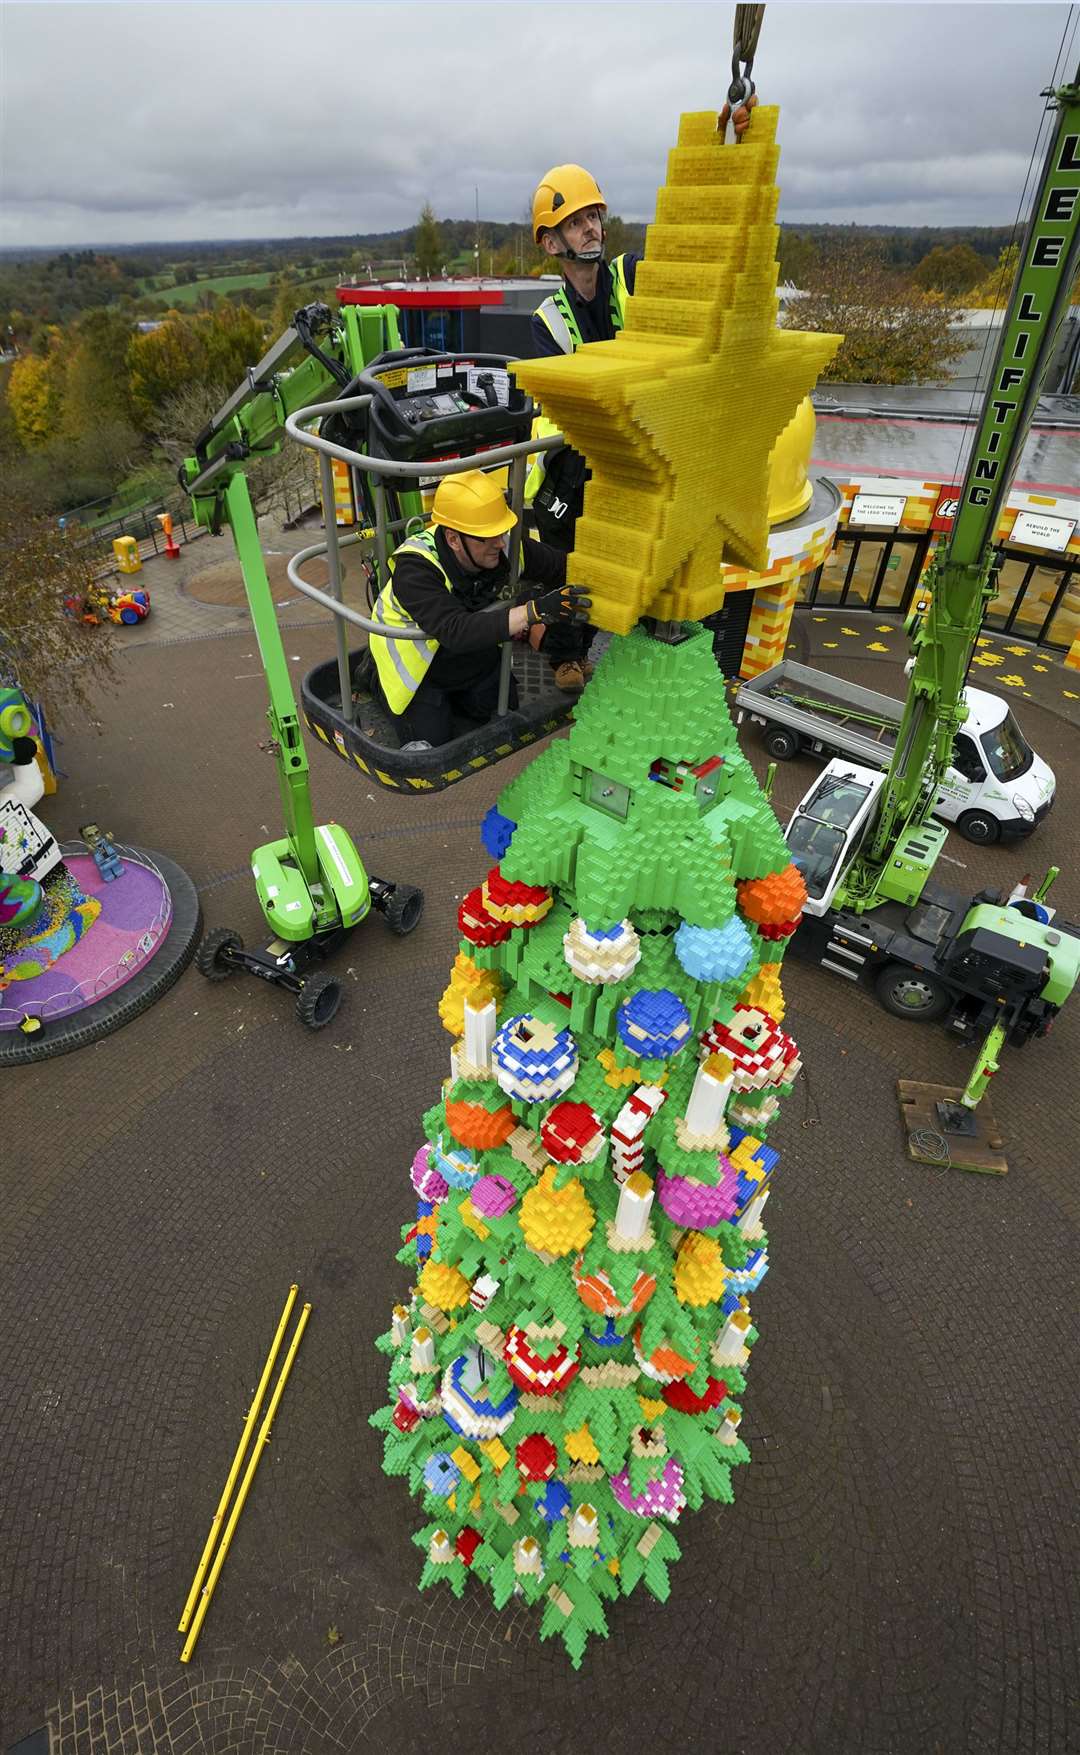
[180, 1301, 311, 1664]
[177, 1283, 299, 1635]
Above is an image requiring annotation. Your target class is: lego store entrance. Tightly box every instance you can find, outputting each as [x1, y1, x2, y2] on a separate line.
[799, 531, 1080, 652]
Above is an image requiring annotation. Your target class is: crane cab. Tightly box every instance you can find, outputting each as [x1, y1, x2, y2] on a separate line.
[784, 762, 884, 917]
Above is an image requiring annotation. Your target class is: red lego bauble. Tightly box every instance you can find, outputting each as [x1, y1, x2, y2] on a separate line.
[661, 1375, 728, 1414]
[455, 1526, 482, 1565]
[458, 885, 511, 947]
[515, 1432, 559, 1481]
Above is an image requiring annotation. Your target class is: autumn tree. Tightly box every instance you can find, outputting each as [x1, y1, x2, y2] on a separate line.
[912, 242, 987, 296]
[127, 317, 208, 428]
[0, 481, 119, 724]
[7, 332, 67, 449]
[778, 229, 820, 287]
[201, 302, 268, 385]
[61, 308, 138, 439]
[966, 243, 1021, 308]
[783, 238, 967, 384]
[413, 204, 443, 279]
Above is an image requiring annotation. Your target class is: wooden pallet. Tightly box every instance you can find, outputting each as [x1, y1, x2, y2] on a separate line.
[896, 1081, 1008, 1175]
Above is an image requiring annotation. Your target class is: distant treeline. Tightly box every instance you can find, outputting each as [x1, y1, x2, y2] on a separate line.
[0, 220, 1022, 334]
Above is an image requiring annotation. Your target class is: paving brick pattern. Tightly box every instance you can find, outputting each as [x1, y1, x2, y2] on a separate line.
[4, 555, 1079, 1754]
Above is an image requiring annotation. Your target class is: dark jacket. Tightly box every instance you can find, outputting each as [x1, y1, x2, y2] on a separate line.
[529, 253, 640, 356]
[391, 527, 566, 692]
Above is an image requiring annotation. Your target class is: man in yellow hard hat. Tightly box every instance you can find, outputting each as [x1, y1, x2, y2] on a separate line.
[367, 469, 590, 748]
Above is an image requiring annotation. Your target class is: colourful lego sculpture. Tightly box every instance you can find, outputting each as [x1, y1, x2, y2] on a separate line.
[374, 104, 839, 1665]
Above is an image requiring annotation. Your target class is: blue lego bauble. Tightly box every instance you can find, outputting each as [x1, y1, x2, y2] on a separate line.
[481, 805, 517, 861]
[433, 1135, 480, 1189]
[674, 916, 754, 983]
[537, 1479, 572, 1523]
[440, 1351, 518, 1439]
[424, 1452, 461, 1497]
[616, 988, 693, 1059]
[492, 1013, 578, 1103]
[585, 1317, 625, 1349]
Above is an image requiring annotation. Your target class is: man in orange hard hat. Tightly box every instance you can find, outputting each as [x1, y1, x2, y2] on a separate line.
[367, 469, 590, 748]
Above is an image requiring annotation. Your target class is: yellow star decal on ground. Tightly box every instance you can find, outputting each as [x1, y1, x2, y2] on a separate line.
[512, 108, 841, 632]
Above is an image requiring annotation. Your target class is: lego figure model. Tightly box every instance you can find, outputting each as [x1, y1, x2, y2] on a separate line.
[80, 822, 125, 883]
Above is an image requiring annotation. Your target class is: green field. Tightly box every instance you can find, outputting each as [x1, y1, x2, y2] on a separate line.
[157, 270, 278, 305]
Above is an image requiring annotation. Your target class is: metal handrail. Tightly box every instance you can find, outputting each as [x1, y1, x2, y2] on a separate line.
[282, 393, 566, 717]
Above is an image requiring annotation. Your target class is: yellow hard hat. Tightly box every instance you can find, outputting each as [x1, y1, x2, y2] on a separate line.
[767, 396, 815, 525]
[431, 470, 517, 539]
[532, 164, 607, 242]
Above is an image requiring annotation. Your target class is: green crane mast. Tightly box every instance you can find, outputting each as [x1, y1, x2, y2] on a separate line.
[837, 63, 1080, 914]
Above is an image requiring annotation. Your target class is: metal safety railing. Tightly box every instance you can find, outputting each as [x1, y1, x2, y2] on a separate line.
[282, 393, 565, 717]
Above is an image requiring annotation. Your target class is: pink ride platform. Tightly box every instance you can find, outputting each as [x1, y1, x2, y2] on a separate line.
[0, 851, 172, 1030]
[0, 843, 200, 1063]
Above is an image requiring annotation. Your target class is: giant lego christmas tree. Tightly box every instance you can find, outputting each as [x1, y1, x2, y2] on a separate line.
[373, 105, 841, 1664]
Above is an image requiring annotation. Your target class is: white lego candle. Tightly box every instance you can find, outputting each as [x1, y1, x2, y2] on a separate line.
[514, 1535, 543, 1575]
[712, 1308, 752, 1366]
[615, 1170, 654, 1241]
[569, 1503, 600, 1547]
[737, 1188, 769, 1240]
[410, 1326, 436, 1372]
[685, 1052, 734, 1135]
[718, 1407, 743, 1446]
[391, 1305, 411, 1346]
[429, 1529, 454, 1564]
[464, 997, 497, 1070]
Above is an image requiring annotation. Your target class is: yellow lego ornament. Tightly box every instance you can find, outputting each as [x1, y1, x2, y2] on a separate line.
[520, 1166, 596, 1258]
[511, 108, 842, 632]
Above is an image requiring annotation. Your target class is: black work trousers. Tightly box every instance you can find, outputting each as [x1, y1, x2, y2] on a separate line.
[397, 662, 519, 747]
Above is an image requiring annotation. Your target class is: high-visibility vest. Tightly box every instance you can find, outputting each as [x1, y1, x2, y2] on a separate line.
[368, 531, 444, 714]
[529, 256, 632, 503]
[533, 253, 631, 355]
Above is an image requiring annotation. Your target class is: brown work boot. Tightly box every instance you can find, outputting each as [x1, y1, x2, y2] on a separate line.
[554, 660, 587, 692]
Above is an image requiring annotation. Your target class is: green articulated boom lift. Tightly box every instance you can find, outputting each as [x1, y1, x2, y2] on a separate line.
[786, 62, 1080, 1103]
[179, 301, 558, 1028]
[179, 302, 430, 1029]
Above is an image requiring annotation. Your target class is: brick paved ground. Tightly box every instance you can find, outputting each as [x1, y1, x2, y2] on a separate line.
[4, 546, 1079, 1754]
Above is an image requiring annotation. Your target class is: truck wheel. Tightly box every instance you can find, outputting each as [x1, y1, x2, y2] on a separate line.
[195, 927, 243, 982]
[874, 962, 950, 1022]
[296, 972, 343, 1031]
[383, 884, 424, 936]
[957, 809, 1000, 846]
[764, 726, 799, 761]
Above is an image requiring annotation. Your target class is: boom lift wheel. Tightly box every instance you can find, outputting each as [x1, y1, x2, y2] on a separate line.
[195, 926, 244, 982]
[764, 726, 799, 760]
[296, 972, 344, 1031]
[381, 884, 425, 936]
[874, 962, 950, 1022]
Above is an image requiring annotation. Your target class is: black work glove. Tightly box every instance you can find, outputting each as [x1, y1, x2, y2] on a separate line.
[525, 584, 592, 627]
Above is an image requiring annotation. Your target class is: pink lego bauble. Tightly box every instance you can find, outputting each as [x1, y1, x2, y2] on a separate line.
[410, 1143, 449, 1203]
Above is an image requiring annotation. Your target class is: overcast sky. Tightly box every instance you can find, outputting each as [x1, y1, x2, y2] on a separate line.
[1, 2, 1077, 250]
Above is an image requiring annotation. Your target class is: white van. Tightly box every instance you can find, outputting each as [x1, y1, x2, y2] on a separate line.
[735, 660, 1055, 846]
[933, 688, 1056, 845]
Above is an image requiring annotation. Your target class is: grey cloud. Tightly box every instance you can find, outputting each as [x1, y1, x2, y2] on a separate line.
[1, 3, 1074, 247]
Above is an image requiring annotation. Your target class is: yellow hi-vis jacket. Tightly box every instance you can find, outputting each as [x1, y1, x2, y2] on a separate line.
[526, 254, 632, 506]
[368, 531, 444, 715]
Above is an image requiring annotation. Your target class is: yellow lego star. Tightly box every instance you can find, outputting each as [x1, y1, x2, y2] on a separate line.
[512, 108, 841, 632]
